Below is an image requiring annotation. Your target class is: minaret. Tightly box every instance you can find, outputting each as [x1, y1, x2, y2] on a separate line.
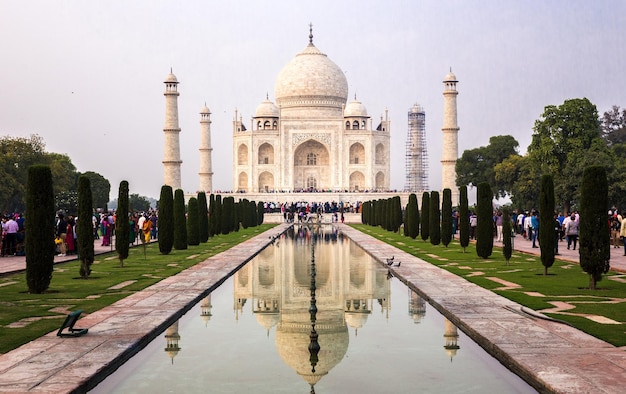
[163, 69, 182, 191]
[198, 103, 213, 192]
[441, 69, 459, 204]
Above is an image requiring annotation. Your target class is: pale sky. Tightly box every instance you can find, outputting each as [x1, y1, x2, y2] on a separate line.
[1, 0, 624, 200]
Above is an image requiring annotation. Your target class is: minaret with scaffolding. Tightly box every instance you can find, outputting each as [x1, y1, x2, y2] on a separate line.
[404, 103, 429, 192]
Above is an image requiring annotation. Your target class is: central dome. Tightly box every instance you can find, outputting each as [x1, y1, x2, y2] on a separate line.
[274, 43, 348, 111]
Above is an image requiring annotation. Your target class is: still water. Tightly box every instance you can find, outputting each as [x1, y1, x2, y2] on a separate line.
[91, 225, 535, 393]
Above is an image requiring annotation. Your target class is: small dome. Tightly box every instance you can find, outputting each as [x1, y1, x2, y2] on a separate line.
[344, 98, 368, 117]
[444, 70, 457, 82]
[200, 104, 211, 114]
[255, 98, 279, 118]
[165, 71, 178, 83]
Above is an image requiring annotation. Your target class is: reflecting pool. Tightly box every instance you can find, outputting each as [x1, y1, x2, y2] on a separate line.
[91, 225, 535, 393]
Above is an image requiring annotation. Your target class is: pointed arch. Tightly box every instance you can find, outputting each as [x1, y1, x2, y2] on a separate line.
[238, 144, 249, 165]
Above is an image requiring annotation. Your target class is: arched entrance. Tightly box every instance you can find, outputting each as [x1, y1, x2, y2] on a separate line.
[293, 140, 330, 191]
[258, 171, 275, 192]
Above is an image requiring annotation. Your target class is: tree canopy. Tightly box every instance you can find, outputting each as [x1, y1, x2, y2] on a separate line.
[455, 135, 519, 197]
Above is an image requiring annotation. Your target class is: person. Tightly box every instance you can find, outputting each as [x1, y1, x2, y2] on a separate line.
[66, 216, 76, 255]
[100, 214, 111, 246]
[149, 212, 158, 239]
[469, 212, 478, 239]
[4, 215, 19, 256]
[57, 214, 68, 256]
[620, 214, 626, 256]
[495, 211, 503, 242]
[141, 214, 152, 243]
[565, 213, 579, 250]
[554, 214, 561, 255]
[610, 214, 621, 248]
[557, 212, 565, 241]
[531, 211, 539, 248]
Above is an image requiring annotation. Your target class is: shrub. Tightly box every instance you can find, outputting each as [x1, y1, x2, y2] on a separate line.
[187, 197, 200, 245]
[502, 207, 512, 264]
[173, 189, 187, 250]
[476, 182, 493, 258]
[115, 180, 130, 268]
[421, 192, 430, 241]
[77, 175, 94, 277]
[459, 186, 470, 252]
[197, 192, 209, 242]
[539, 174, 556, 275]
[429, 191, 441, 245]
[158, 185, 174, 254]
[25, 165, 55, 294]
[441, 189, 452, 247]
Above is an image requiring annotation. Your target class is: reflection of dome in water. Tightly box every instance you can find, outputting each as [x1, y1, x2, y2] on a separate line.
[275, 318, 349, 386]
[256, 312, 280, 333]
[345, 312, 369, 334]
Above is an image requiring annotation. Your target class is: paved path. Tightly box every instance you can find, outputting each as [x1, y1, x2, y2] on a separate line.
[0, 224, 625, 393]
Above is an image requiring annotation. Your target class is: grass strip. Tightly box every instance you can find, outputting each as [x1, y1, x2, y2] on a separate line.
[351, 224, 626, 347]
[0, 224, 275, 354]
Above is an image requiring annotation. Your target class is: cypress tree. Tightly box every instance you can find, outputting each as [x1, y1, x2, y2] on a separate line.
[173, 189, 188, 250]
[441, 189, 452, 247]
[429, 191, 441, 245]
[77, 175, 95, 278]
[459, 186, 470, 252]
[158, 185, 174, 254]
[208, 193, 216, 237]
[539, 174, 556, 275]
[26, 165, 55, 294]
[250, 200, 258, 227]
[257, 201, 265, 225]
[197, 192, 209, 242]
[502, 206, 512, 265]
[115, 180, 130, 268]
[579, 166, 610, 290]
[361, 201, 368, 225]
[187, 197, 200, 245]
[221, 196, 233, 234]
[394, 196, 402, 232]
[406, 193, 419, 239]
[241, 199, 250, 229]
[233, 201, 241, 232]
[213, 195, 223, 235]
[476, 182, 493, 258]
[421, 192, 430, 241]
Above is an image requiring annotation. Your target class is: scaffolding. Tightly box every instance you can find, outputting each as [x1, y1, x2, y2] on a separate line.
[404, 103, 429, 192]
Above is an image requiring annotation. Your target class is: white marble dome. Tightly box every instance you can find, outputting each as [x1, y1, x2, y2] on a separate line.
[274, 43, 348, 109]
[255, 98, 279, 118]
[444, 70, 457, 82]
[165, 72, 178, 83]
[344, 98, 368, 117]
[200, 104, 211, 114]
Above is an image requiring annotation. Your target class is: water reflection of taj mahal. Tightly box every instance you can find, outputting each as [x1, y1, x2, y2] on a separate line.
[163, 225, 460, 389]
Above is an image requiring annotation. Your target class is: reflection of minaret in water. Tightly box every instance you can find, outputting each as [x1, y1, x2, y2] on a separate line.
[308, 227, 320, 394]
[201, 295, 213, 327]
[443, 317, 460, 361]
[164, 320, 181, 364]
[408, 290, 426, 324]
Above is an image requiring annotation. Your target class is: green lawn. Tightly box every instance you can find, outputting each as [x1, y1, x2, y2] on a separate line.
[351, 224, 626, 347]
[0, 225, 274, 354]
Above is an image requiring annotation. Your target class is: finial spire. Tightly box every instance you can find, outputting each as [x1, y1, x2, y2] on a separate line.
[266, 92, 269, 100]
[309, 23, 313, 44]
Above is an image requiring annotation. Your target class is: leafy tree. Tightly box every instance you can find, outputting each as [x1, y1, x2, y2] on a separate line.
[25, 165, 55, 294]
[77, 175, 94, 278]
[601, 105, 626, 146]
[129, 193, 151, 212]
[0, 134, 47, 213]
[173, 189, 187, 250]
[46, 152, 78, 197]
[187, 197, 200, 246]
[502, 207, 512, 264]
[115, 181, 130, 267]
[495, 154, 538, 211]
[55, 191, 78, 215]
[476, 182, 493, 259]
[420, 192, 430, 241]
[81, 171, 111, 210]
[441, 189, 452, 247]
[429, 191, 440, 245]
[456, 135, 520, 197]
[579, 166, 610, 290]
[406, 193, 419, 239]
[158, 185, 174, 254]
[197, 192, 209, 242]
[539, 175, 556, 275]
[527, 98, 606, 213]
[459, 186, 470, 252]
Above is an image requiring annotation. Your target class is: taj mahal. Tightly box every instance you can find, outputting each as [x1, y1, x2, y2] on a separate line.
[162, 26, 459, 205]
